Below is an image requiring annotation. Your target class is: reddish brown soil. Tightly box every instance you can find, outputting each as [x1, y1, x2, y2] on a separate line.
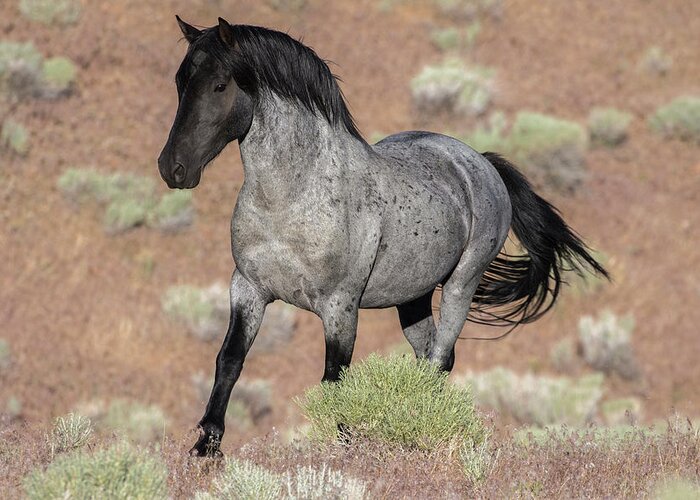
[1, 0, 700, 493]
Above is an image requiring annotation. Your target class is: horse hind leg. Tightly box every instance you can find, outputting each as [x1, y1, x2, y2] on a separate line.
[429, 231, 505, 372]
[396, 292, 436, 358]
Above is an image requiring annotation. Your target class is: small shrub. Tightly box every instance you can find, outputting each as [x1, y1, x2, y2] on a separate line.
[601, 397, 643, 426]
[578, 310, 640, 380]
[0, 41, 43, 98]
[460, 435, 497, 483]
[197, 458, 282, 500]
[0, 338, 11, 370]
[285, 464, 368, 500]
[508, 111, 588, 192]
[41, 56, 77, 97]
[459, 367, 604, 426]
[23, 443, 168, 499]
[411, 59, 494, 117]
[6, 396, 22, 419]
[1, 119, 30, 155]
[162, 283, 229, 341]
[652, 477, 700, 500]
[430, 28, 461, 52]
[76, 399, 167, 444]
[550, 338, 576, 373]
[103, 195, 154, 233]
[47, 413, 93, 456]
[19, 0, 81, 26]
[649, 96, 700, 143]
[146, 190, 194, 231]
[462, 111, 507, 152]
[57, 168, 156, 203]
[640, 46, 672, 76]
[588, 107, 633, 147]
[298, 354, 487, 450]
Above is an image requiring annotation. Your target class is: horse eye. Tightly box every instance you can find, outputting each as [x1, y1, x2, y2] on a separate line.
[214, 83, 227, 93]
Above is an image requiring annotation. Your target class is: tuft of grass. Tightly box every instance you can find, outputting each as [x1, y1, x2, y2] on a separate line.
[23, 443, 168, 499]
[640, 46, 672, 76]
[297, 354, 487, 450]
[0, 338, 11, 370]
[196, 458, 282, 500]
[430, 28, 461, 52]
[146, 190, 194, 232]
[578, 310, 640, 380]
[47, 413, 93, 457]
[41, 56, 77, 97]
[508, 111, 588, 192]
[459, 368, 604, 427]
[649, 96, 700, 143]
[411, 59, 494, 117]
[6, 396, 22, 419]
[285, 464, 369, 500]
[162, 283, 229, 342]
[1, 119, 30, 155]
[588, 107, 633, 147]
[19, 0, 81, 26]
[459, 435, 497, 483]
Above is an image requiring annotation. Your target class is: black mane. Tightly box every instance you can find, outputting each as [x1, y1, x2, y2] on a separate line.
[189, 25, 363, 141]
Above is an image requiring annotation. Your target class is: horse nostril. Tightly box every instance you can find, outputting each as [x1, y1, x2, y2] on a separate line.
[173, 163, 186, 183]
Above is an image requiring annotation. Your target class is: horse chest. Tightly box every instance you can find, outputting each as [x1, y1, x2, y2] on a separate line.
[230, 194, 352, 306]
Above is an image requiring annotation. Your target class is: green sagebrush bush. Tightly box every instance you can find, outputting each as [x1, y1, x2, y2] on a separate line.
[649, 96, 700, 143]
[24, 443, 168, 499]
[19, 0, 81, 26]
[297, 354, 486, 451]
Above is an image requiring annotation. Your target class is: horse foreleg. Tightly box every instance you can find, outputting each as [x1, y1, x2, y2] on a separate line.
[189, 271, 269, 457]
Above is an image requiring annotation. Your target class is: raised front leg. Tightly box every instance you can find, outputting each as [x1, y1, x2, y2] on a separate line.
[189, 271, 269, 457]
[321, 293, 360, 382]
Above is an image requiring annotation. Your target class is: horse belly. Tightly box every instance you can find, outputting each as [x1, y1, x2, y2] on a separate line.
[360, 199, 468, 308]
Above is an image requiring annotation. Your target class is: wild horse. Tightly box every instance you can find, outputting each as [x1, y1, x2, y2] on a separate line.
[158, 17, 607, 456]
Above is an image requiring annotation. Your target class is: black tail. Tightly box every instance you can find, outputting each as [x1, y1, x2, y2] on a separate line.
[468, 152, 609, 328]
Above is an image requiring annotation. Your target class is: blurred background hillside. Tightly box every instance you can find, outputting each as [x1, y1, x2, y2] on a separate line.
[1, 0, 699, 459]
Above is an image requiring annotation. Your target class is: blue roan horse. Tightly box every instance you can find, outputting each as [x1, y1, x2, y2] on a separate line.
[158, 17, 608, 456]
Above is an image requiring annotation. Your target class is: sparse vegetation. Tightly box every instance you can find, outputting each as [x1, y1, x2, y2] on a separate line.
[162, 283, 229, 341]
[649, 96, 700, 143]
[588, 107, 633, 147]
[23, 443, 168, 499]
[640, 46, 672, 76]
[6, 396, 22, 419]
[57, 168, 194, 233]
[2, 118, 30, 155]
[411, 59, 494, 117]
[459, 436, 496, 483]
[459, 367, 604, 426]
[653, 477, 700, 500]
[19, 0, 81, 26]
[430, 28, 460, 52]
[285, 464, 369, 500]
[0, 41, 43, 99]
[47, 413, 93, 456]
[197, 458, 282, 500]
[298, 354, 486, 450]
[267, 0, 308, 11]
[461, 111, 507, 152]
[578, 310, 640, 380]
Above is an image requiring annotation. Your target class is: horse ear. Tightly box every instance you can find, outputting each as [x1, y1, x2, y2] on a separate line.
[218, 17, 236, 47]
[176, 15, 201, 43]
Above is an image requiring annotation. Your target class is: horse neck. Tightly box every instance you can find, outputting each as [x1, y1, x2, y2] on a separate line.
[238, 95, 369, 197]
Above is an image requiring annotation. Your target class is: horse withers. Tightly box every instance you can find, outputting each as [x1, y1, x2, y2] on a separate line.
[158, 17, 608, 456]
